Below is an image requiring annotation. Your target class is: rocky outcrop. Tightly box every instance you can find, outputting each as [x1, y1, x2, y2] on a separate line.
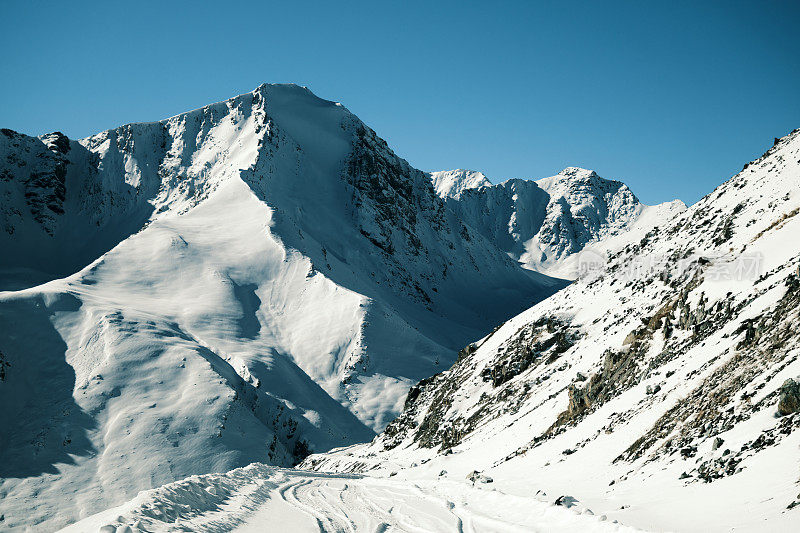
[777, 378, 800, 416]
[0, 128, 71, 235]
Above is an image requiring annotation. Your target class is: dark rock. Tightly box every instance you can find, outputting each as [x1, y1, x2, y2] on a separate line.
[466, 470, 493, 484]
[554, 495, 578, 508]
[777, 378, 800, 416]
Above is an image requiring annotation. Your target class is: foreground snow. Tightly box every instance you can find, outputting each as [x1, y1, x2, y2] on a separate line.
[61, 464, 642, 533]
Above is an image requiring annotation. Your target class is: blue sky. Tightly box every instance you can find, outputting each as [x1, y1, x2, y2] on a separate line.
[1, 1, 798, 205]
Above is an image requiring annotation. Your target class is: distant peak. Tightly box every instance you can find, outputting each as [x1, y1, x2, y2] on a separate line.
[255, 82, 313, 94]
[430, 169, 492, 199]
[557, 167, 599, 180]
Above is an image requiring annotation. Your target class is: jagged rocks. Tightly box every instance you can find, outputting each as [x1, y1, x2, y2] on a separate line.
[480, 317, 577, 388]
[777, 378, 800, 416]
[466, 470, 493, 484]
[0, 349, 8, 382]
[1, 129, 72, 234]
[456, 343, 477, 362]
[554, 495, 578, 508]
[548, 341, 647, 434]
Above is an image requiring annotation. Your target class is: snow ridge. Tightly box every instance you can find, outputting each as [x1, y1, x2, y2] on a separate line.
[432, 166, 685, 276]
[430, 169, 492, 199]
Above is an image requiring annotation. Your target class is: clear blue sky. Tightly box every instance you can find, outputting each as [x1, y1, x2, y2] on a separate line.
[1, 1, 798, 205]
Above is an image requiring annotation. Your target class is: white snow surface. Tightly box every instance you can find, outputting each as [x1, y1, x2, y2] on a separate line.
[432, 166, 686, 276]
[0, 84, 566, 530]
[60, 463, 642, 533]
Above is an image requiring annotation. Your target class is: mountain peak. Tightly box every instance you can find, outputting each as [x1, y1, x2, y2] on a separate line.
[430, 169, 492, 199]
[557, 166, 599, 180]
[430, 166, 662, 275]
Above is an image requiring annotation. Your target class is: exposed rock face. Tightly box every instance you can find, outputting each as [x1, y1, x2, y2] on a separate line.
[777, 378, 800, 416]
[1, 128, 70, 236]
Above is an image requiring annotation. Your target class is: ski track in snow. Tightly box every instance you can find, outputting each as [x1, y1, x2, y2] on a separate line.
[61, 465, 642, 533]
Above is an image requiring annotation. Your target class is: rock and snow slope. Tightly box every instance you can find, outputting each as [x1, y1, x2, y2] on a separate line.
[430, 167, 685, 277]
[308, 130, 800, 532]
[0, 84, 567, 530]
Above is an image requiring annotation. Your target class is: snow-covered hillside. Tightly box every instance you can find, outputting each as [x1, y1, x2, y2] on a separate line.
[431, 167, 685, 277]
[0, 84, 566, 530]
[307, 130, 800, 532]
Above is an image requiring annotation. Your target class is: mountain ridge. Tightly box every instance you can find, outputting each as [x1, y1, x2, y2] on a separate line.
[431, 165, 686, 277]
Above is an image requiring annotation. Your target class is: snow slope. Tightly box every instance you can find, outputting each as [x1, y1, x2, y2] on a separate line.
[431, 166, 685, 277]
[60, 464, 643, 533]
[308, 130, 800, 532]
[0, 85, 565, 530]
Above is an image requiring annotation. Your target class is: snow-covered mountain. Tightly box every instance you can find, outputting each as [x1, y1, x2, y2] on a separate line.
[430, 167, 685, 277]
[0, 84, 567, 530]
[430, 169, 491, 199]
[307, 129, 800, 532]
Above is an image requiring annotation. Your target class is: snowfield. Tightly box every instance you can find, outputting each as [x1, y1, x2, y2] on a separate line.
[60, 464, 642, 533]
